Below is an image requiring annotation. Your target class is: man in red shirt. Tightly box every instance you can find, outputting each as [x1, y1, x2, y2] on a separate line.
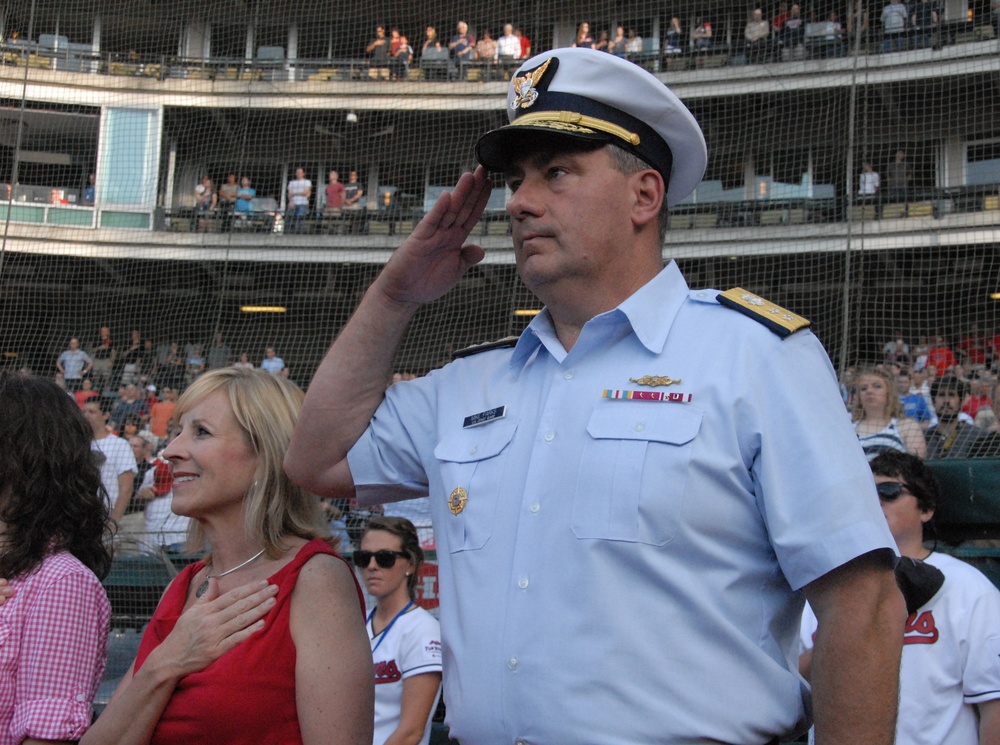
[325, 171, 346, 212]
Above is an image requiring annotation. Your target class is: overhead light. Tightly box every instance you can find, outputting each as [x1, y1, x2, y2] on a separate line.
[990, 292, 1000, 300]
[346, 111, 358, 124]
[513, 309, 540, 317]
[240, 305, 286, 313]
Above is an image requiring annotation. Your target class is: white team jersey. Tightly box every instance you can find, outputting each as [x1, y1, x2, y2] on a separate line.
[369, 605, 442, 745]
[801, 552, 1000, 744]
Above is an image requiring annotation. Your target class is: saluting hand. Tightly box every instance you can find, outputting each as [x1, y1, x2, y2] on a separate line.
[376, 166, 492, 308]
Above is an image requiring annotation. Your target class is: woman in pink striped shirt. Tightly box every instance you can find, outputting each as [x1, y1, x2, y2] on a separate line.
[0, 373, 115, 745]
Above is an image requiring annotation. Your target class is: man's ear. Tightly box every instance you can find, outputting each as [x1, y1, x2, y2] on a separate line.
[631, 169, 665, 230]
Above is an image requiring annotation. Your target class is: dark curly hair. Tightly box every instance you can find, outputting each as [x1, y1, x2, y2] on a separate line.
[0, 373, 114, 580]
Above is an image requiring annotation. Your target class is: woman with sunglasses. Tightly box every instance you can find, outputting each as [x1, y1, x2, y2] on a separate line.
[852, 366, 926, 460]
[355, 517, 442, 745]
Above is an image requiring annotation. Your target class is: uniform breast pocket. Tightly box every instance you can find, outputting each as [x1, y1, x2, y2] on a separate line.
[572, 406, 703, 545]
[434, 420, 518, 553]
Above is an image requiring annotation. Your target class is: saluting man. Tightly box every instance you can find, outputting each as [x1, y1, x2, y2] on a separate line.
[287, 47, 905, 744]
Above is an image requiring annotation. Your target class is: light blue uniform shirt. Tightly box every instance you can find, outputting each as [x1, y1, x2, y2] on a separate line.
[349, 261, 895, 744]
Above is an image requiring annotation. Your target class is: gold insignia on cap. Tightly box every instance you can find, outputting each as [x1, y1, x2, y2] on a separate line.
[629, 375, 682, 387]
[511, 57, 553, 110]
[512, 111, 641, 146]
[448, 486, 468, 515]
[717, 287, 811, 338]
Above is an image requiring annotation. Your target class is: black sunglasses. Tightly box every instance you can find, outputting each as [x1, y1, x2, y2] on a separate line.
[876, 482, 909, 501]
[352, 549, 408, 569]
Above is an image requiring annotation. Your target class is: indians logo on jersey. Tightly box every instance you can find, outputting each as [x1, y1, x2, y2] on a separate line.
[904, 610, 939, 645]
[374, 659, 402, 684]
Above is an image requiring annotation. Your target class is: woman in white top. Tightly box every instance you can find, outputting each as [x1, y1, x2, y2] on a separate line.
[852, 366, 927, 460]
[355, 517, 442, 745]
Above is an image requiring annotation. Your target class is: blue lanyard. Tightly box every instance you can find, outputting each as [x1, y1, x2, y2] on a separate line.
[369, 600, 414, 654]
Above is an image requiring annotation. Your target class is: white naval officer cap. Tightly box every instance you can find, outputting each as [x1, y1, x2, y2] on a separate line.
[475, 47, 707, 207]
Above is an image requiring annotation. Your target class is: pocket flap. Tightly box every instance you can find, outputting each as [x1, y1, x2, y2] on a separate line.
[434, 420, 518, 463]
[587, 405, 702, 445]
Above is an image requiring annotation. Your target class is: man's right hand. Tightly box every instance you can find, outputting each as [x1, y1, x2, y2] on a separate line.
[373, 166, 492, 308]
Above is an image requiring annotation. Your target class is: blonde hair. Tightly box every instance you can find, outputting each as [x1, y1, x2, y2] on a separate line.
[851, 366, 902, 423]
[174, 368, 332, 556]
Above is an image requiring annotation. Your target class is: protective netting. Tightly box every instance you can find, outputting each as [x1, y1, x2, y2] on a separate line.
[1, 2, 999, 623]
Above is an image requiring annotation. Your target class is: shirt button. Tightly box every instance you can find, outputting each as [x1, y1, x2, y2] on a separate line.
[508, 656, 519, 670]
[543, 431, 555, 442]
[518, 577, 529, 589]
[529, 502, 540, 513]
[633, 422, 645, 432]
[564, 370, 574, 380]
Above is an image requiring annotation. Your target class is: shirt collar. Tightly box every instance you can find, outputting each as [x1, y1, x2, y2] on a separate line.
[509, 261, 690, 372]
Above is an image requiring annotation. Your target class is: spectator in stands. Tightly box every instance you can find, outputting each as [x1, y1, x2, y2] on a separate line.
[74, 377, 99, 409]
[911, 0, 939, 48]
[515, 28, 531, 58]
[124, 431, 160, 548]
[884, 333, 912, 366]
[0, 373, 112, 745]
[821, 11, 846, 57]
[82, 398, 137, 526]
[847, 0, 871, 47]
[963, 371, 994, 420]
[497, 24, 521, 61]
[233, 351, 254, 369]
[926, 376, 991, 457]
[234, 176, 255, 218]
[219, 173, 239, 232]
[692, 17, 713, 50]
[186, 343, 206, 386]
[162, 340, 186, 391]
[83, 171, 96, 205]
[665, 17, 684, 54]
[287, 166, 312, 234]
[573, 22, 595, 49]
[897, 368, 936, 429]
[356, 516, 442, 745]
[89, 325, 115, 391]
[594, 29, 611, 52]
[957, 323, 987, 367]
[886, 149, 913, 202]
[476, 29, 497, 66]
[853, 366, 928, 459]
[745, 8, 771, 63]
[421, 26, 441, 54]
[772, 2, 791, 34]
[57, 336, 92, 391]
[367, 25, 390, 78]
[194, 175, 216, 231]
[324, 170, 346, 224]
[801, 450, 1000, 744]
[858, 160, 881, 203]
[927, 335, 958, 376]
[139, 424, 188, 554]
[625, 28, 643, 55]
[782, 4, 805, 52]
[344, 170, 365, 212]
[993, 0, 1000, 40]
[207, 331, 232, 370]
[119, 329, 143, 386]
[607, 25, 628, 57]
[261, 346, 288, 378]
[881, 0, 910, 52]
[81, 368, 373, 744]
[449, 21, 476, 79]
[388, 28, 402, 57]
[148, 384, 177, 441]
[110, 383, 149, 432]
[391, 36, 413, 80]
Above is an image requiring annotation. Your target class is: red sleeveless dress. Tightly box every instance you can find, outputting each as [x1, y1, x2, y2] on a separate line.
[133, 538, 364, 744]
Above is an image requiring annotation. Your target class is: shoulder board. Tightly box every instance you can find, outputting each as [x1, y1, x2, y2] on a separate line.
[452, 336, 519, 359]
[716, 287, 810, 338]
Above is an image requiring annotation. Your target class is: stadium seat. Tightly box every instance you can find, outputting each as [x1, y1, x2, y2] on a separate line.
[758, 210, 785, 226]
[907, 202, 933, 218]
[668, 214, 692, 230]
[881, 203, 907, 219]
[692, 213, 718, 229]
[984, 195, 999, 211]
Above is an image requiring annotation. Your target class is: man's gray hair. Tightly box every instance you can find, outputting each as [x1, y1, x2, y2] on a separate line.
[605, 144, 670, 241]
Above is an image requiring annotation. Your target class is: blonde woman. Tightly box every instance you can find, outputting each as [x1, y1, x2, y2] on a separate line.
[852, 367, 927, 460]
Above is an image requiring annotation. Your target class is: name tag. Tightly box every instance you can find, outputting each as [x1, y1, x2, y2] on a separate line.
[463, 405, 507, 428]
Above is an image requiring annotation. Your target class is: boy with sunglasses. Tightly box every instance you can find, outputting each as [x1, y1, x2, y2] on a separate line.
[802, 451, 1000, 744]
